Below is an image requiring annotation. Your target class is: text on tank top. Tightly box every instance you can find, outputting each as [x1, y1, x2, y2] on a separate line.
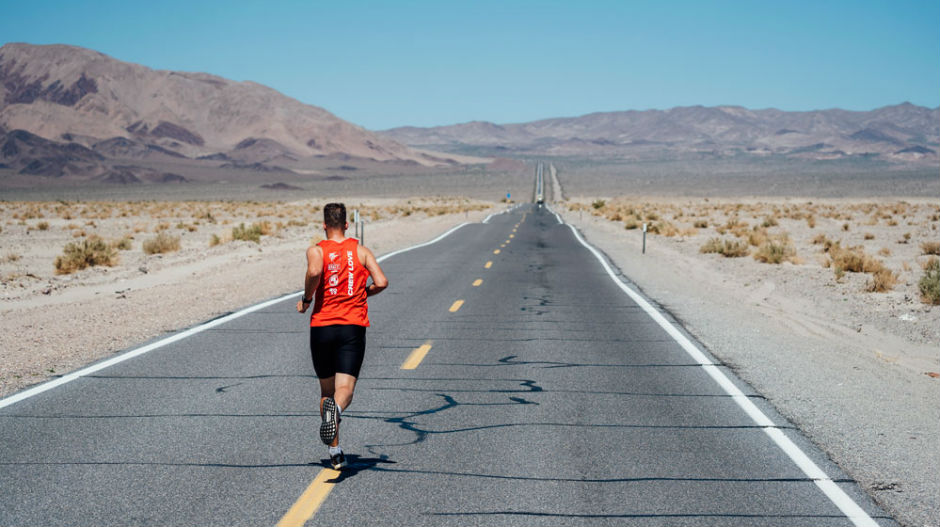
[310, 238, 370, 327]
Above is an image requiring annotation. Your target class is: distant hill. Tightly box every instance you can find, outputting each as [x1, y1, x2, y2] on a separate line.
[380, 103, 940, 165]
[0, 42, 468, 184]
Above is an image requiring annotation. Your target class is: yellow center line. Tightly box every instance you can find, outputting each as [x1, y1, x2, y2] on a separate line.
[509, 234, 515, 238]
[449, 299, 464, 312]
[401, 341, 433, 370]
[493, 249, 500, 254]
[276, 468, 341, 527]
[484, 261, 492, 269]
[472, 279, 483, 286]
[505, 239, 510, 243]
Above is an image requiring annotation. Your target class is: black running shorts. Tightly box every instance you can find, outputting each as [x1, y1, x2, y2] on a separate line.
[309, 324, 367, 379]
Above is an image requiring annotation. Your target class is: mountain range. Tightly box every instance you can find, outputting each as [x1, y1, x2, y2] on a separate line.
[380, 103, 939, 165]
[0, 43, 465, 185]
[2, 42, 936, 188]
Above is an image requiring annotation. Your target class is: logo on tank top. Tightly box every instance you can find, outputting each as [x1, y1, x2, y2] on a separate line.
[328, 275, 339, 287]
[328, 252, 339, 262]
[346, 250, 355, 295]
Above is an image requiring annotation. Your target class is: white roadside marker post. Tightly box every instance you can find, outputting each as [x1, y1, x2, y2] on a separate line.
[642, 223, 647, 254]
[353, 209, 360, 239]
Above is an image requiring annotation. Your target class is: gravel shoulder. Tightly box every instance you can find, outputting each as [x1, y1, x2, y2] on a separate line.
[556, 200, 939, 527]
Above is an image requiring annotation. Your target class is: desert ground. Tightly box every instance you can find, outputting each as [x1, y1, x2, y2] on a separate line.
[1, 162, 938, 526]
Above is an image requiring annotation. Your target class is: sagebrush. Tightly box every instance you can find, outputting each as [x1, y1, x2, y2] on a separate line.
[54, 236, 117, 274]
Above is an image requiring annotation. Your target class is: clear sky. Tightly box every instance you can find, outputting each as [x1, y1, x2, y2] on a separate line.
[1, 0, 937, 130]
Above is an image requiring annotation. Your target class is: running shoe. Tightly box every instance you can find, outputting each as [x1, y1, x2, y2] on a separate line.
[330, 451, 346, 470]
[320, 397, 339, 445]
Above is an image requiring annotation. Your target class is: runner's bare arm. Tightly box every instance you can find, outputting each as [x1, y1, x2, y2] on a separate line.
[297, 245, 323, 313]
[359, 246, 388, 297]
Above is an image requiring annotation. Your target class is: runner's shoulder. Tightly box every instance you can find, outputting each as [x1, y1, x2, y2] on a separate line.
[356, 243, 374, 263]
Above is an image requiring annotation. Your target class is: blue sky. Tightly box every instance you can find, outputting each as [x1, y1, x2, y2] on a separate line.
[1, 0, 937, 129]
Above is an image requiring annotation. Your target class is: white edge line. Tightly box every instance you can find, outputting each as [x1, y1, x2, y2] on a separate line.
[483, 203, 519, 224]
[544, 204, 564, 225]
[376, 222, 469, 262]
[0, 222, 473, 411]
[0, 291, 296, 411]
[565, 222, 879, 527]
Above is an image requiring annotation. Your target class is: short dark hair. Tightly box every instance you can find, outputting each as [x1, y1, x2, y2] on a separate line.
[323, 203, 346, 229]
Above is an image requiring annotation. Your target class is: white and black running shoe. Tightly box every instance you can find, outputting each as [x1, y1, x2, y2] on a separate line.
[320, 397, 339, 445]
[330, 451, 346, 470]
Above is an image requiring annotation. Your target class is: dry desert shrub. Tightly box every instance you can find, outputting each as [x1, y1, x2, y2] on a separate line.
[647, 221, 678, 237]
[827, 243, 884, 274]
[747, 228, 769, 247]
[54, 236, 118, 274]
[112, 236, 134, 251]
[700, 238, 749, 257]
[36, 221, 49, 231]
[143, 232, 181, 255]
[753, 235, 797, 264]
[921, 241, 940, 256]
[919, 257, 940, 305]
[694, 219, 708, 228]
[232, 222, 264, 243]
[866, 268, 899, 293]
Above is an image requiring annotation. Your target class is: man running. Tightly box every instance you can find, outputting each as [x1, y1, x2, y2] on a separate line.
[297, 203, 388, 469]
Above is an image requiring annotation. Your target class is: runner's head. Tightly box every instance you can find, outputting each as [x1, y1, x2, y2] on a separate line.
[323, 203, 347, 231]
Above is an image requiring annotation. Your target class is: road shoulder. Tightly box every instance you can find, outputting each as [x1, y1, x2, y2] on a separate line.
[558, 206, 940, 527]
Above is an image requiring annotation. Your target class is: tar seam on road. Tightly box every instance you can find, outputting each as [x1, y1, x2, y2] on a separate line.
[401, 341, 433, 370]
[276, 468, 341, 527]
[0, 221, 473, 411]
[552, 204, 880, 527]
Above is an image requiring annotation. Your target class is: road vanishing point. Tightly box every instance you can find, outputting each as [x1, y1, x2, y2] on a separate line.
[0, 193, 895, 525]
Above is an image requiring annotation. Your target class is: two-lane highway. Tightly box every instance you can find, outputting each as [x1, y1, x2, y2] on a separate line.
[0, 204, 894, 526]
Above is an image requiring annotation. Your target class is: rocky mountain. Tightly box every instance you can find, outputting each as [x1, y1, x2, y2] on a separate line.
[0, 42, 462, 183]
[381, 103, 940, 165]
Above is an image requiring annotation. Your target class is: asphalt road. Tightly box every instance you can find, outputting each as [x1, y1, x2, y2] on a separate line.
[0, 204, 896, 526]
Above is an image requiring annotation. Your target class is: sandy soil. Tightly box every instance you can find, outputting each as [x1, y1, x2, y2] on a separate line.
[0, 197, 497, 397]
[558, 197, 939, 527]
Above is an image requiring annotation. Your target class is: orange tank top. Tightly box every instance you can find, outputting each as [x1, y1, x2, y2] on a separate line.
[310, 238, 371, 327]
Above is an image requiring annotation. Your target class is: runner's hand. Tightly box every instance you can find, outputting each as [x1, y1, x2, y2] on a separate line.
[297, 300, 308, 313]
